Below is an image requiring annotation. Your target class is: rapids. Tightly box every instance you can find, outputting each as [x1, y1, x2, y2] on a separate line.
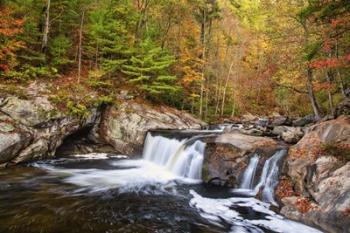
[0, 132, 323, 233]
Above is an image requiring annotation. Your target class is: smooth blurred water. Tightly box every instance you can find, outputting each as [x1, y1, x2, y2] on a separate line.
[0, 154, 323, 233]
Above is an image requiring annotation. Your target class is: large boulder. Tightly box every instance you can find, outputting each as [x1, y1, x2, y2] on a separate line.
[272, 126, 304, 143]
[203, 133, 282, 187]
[0, 96, 58, 127]
[99, 101, 206, 155]
[0, 90, 101, 166]
[334, 98, 350, 117]
[292, 114, 317, 127]
[280, 115, 350, 233]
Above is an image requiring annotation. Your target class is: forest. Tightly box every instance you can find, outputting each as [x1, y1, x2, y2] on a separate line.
[0, 0, 349, 121]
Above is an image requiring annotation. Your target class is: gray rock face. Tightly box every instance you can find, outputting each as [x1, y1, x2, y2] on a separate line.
[0, 96, 58, 127]
[271, 116, 291, 126]
[100, 101, 206, 155]
[280, 115, 350, 233]
[272, 126, 304, 143]
[203, 133, 281, 187]
[292, 114, 316, 127]
[335, 98, 350, 117]
[0, 92, 101, 166]
[0, 131, 32, 163]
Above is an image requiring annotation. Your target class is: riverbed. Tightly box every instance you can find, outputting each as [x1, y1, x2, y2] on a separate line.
[0, 154, 323, 233]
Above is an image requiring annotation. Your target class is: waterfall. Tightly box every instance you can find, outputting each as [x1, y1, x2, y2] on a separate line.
[239, 154, 260, 189]
[235, 149, 287, 206]
[142, 133, 206, 180]
[256, 149, 287, 205]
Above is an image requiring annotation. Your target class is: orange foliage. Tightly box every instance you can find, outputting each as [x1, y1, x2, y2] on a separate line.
[0, 7, 24, 36]
[295, 197, 314, 214]
[314, 82, 335, 91]
[275, 178, 296, 199]
[342, 208, 350, 217]
[309, 58, 341, 69]
[0, 6, 25, 73]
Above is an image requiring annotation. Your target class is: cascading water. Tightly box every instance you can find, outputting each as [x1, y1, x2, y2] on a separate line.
[234, 149, 287, 206]
[257, 149, 287, 205]
[142, 133, 206, 180]
[239, 154, 260, 190]
[14, 133, 324, 233]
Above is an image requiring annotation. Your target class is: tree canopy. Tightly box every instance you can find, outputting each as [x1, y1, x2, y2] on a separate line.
[0, 0, 349, 121]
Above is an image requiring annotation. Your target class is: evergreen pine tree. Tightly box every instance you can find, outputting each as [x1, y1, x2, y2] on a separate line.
[86, 1, 135, 74]
[122, 39, 180, 100]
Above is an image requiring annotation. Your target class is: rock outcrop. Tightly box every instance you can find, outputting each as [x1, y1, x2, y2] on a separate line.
[0, 90, 100, 166]
[279, 115, 350, 233]
[98, 101, 206, 155]
[272, 126, 304, 143]
[203, 133, 282, 187]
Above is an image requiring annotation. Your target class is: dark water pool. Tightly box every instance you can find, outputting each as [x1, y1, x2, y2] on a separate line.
[0, 155, 322, 233]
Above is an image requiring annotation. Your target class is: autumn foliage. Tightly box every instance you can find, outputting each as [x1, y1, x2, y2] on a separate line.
[0, 0, 349, 120]
[0, 6, 25, 73]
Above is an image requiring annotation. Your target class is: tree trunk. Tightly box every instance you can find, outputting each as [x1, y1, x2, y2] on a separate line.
[204, 79, 209, 121]
[221, 62, 234, 116]
[335, 38, 347, 97]
[42, 0, 51, 53]
[135, 0, 150, 41]
[326, 71, 334, 116]
[199, 9, 206, 119]
[77, 11, 85, 83]
[95, 43, 99, 69]
[307, 67, 321, 119]
[301, 20, 321, 119]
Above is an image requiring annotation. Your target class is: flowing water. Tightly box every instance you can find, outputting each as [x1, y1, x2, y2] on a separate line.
[233, 150, 288, 206]
[0, 133, 323, 233]
[239, 154, 260, 190]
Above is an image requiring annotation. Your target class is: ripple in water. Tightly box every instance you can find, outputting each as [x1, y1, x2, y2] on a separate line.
[0, 151, 324, 233]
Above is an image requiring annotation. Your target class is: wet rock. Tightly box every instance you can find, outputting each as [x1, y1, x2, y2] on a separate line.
[0, 96, 58, 127]
[237, 127, 266, 137]
[256, 117, 269, 127]
[0, 130, 32, 164]
[0, 85, 103, 165]
[272, 126, 304, 143]
[0, 122, 15, 132]
[241, 113, 258, 123]
[334, 98, 350, 117]
[12, 139, 49, 163]
[292, 114, 316, 127]
[203, 133, 281, 187]
[100, 101, 206, 155]
[271, 116, 291, 126]
[281, 115, 350, 233]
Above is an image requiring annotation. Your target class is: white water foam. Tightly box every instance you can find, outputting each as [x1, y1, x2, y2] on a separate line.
[189, 190, 324, 233]
[233, 150, 287, 206]
[240, 154, 260, 189]
[73, 153, 128, 160]
[33, 158, 201, 193]
[32, 133, 206, 193]
[143, 133, 206, 180]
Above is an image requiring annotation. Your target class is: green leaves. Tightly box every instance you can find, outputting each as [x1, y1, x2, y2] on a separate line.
[304, 42, 322, 61]
[50, 35, 73, 67]
[121, 38, 179, 100]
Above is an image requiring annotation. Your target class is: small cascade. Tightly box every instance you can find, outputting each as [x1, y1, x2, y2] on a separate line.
[256, 149, 287, 205]
[142, 134, 185, 166]
[235, 149, 287, 206]
[239, 154, 260, 189]
[142, 133, 206, 180]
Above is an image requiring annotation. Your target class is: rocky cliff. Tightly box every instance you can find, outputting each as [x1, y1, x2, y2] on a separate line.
[0, 91, 100, 167]
[278, 116, 350, 233]
[0, 85, 205, 165]
[97, 101, 205, 155]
